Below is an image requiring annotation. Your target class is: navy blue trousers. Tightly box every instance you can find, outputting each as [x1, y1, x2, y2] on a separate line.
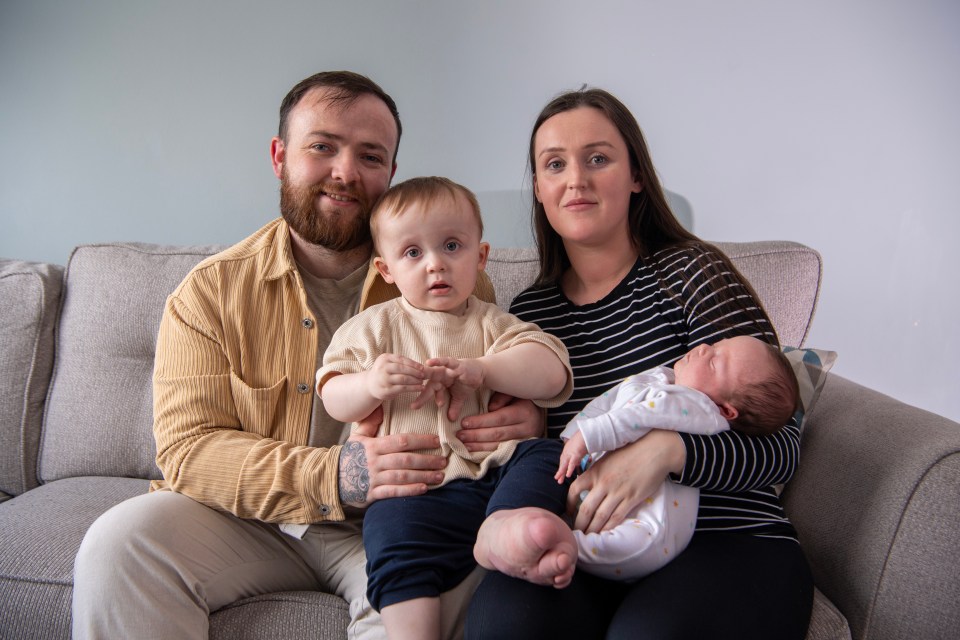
[362, 438, 567, 611]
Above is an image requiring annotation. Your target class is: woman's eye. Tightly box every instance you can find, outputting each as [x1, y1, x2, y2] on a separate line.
[546, 159, 563, 171]
[589, 154, 607, 165]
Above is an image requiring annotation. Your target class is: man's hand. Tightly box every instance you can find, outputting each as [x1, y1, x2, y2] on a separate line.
[338, 406, 447, 508]
[456, 393, 543, 452]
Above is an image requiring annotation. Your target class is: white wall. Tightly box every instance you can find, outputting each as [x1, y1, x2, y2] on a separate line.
[2, 0, 957, 422]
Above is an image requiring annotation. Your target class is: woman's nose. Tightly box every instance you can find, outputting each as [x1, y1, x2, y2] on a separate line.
[567, 165, 586, 189]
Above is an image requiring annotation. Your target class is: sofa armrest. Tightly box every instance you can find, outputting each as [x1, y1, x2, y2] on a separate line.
[782, 374, 960, 640]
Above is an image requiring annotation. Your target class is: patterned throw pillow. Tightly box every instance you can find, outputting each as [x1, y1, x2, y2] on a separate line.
[782, 346, 838, 432]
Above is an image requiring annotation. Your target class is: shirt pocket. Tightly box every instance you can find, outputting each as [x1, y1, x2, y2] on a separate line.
[229, 371, 287, 437]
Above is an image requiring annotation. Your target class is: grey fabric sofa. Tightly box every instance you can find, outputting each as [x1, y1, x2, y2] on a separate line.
[1, 239, 958, 640]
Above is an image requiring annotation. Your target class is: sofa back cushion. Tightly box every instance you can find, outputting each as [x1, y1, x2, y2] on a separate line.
[0, 260, 63, 498]
[37, 239, 821, 482]
[39, 243, 223, 483]
[487, 241, 822, 349]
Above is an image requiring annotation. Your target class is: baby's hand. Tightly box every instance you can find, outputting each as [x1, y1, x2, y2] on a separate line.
[368, 354, 426, 401]
[555, 431, 589, 483]
[423, 357, 484, 421]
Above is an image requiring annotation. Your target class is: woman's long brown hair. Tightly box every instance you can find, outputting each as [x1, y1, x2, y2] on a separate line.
[527, 87, 779, 345]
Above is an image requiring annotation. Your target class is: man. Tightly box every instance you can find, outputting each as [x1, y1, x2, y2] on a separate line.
[72, 71, 541, 640]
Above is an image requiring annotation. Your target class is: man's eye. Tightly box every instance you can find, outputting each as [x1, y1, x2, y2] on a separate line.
[311, 143, 331, 152]
[363, 154, 384, 164]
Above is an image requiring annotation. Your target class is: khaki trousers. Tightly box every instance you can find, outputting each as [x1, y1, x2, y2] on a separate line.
[72, 490, 481, 640]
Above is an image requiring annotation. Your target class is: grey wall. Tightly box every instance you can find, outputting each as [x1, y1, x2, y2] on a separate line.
[2, 0, 957, 423]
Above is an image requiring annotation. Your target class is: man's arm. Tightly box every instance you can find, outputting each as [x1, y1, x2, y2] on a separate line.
[154, 273, 445, 522]
[339, 405, 446, 507]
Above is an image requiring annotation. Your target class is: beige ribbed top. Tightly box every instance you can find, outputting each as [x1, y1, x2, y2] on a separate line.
[318, 296, 573, 486]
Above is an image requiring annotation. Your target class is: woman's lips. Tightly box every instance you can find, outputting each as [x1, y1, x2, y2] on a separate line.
[564, 198, 596, 210]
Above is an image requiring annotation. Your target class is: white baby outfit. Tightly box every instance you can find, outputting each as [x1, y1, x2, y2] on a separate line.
[562, 365, 729, 581]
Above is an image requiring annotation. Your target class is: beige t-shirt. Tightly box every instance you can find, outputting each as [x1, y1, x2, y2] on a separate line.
[317, 296, 573, 486]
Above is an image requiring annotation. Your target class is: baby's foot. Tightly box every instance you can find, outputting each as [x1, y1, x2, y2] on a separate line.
[474, 507, 577, 589]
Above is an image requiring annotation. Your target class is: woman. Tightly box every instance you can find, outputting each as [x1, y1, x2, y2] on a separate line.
[464, 88, 813, 639]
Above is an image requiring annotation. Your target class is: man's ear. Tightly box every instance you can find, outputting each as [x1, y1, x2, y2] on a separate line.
[270, 137, 285, 179]
[717, 402, 739, 421]
[477, 242, 490, 271]
[373, 256, 395, 283]
[391, 162, 398, 180]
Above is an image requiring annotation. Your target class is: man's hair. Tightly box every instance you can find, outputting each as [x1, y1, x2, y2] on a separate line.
[278, 71, 402, 163]
[730, 344, 800, 436]
[369, 176, 483, 252]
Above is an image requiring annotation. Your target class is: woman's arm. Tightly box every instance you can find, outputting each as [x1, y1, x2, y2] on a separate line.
[670, 246, 800, 491]
[568, 429, 687, 534]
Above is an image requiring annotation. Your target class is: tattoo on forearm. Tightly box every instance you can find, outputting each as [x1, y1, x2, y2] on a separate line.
[338, 442, 370, 505]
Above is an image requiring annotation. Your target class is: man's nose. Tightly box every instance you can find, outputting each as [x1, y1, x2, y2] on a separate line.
[330, 154, 359, 183]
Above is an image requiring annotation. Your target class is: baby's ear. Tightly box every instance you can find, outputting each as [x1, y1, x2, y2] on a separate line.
[373, 256, 395, 283]
[717, 401, 739, 421]
[477, 242, 490, 271]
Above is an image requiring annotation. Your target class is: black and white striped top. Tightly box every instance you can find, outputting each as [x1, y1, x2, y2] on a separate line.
[510, 245, 799, 540]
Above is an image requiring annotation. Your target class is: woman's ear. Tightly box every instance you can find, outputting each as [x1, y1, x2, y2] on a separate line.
[373, 256, 394, 283]
[533, 174, 542, 202]
[632, 171, 643, 194]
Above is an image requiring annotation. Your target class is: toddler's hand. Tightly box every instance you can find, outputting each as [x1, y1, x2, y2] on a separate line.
[368, 354, 426, 401]
[424, 357, 485, 421]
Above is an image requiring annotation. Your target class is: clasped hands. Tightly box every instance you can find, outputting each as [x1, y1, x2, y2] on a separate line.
[369, 353, 483, 421]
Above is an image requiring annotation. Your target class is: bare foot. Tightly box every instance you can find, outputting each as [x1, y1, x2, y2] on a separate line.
[474, 507, 577, 589]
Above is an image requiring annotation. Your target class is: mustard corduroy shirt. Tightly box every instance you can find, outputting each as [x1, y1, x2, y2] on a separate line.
[151, 218, 496, 524]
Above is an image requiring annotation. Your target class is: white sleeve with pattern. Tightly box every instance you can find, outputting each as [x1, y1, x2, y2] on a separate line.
[561, 367, 729, 456]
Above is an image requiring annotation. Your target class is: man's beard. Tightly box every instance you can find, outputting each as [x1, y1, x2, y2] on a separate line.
[279, 170, 373, 252]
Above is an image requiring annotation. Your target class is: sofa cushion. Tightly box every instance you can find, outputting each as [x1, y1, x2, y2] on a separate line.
[714, 240, 822, 348]
[487, 242, 823, 349]
[0, 259, 63, 499]
[210, 590, 349, 639]
[783, 346, 838, 432]
[0, 476, 149, 639]
[39, 243, 222, 482]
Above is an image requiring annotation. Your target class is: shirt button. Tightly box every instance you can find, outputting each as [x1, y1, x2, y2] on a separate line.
[319, 504, 331, 515]
[297, 383, 310, 394]
[302, 318, 314, 329]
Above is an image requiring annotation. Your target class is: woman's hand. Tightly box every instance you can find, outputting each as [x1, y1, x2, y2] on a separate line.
[569, 430, 686, 534]
[456, 393, 543, 452]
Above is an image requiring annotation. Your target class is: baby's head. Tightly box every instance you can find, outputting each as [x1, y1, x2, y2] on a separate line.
[371, 176, 489, 315]
[673, 335, 799, 436]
